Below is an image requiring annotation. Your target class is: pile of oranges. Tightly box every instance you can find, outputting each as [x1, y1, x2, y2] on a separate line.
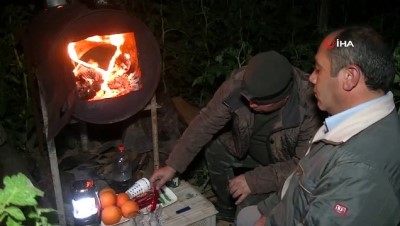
[99, 187, 139, 225]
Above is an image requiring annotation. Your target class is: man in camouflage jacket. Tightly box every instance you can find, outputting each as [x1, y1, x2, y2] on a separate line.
[150, 51, 321, 220]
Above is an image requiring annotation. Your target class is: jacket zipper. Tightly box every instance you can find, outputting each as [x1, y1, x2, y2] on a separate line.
[297, 164, 313, 195]
[296, 163, 315, 226]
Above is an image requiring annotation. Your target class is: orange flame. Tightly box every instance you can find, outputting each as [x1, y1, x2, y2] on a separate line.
[67, 32, 142, 101]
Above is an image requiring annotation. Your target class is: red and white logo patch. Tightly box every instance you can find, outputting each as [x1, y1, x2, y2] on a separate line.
[333, 202, 348, 217]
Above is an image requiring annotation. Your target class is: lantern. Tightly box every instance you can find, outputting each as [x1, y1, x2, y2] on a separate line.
[71, 179, 101, 225]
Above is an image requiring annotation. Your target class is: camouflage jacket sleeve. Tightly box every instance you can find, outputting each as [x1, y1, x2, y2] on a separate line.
[165, 69, 243, 173]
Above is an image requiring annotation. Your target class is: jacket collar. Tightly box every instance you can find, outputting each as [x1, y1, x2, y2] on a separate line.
[312, 92, 395, 143]
[281, 69, 303, 128]
[281, 83, 300, 128]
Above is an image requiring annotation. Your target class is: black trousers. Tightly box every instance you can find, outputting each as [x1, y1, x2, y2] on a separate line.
[204, 139, 270, 215]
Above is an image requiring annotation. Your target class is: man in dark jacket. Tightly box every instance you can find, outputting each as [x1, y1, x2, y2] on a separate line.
[237, 27, 400, 226]
[150, 51, 321, 221]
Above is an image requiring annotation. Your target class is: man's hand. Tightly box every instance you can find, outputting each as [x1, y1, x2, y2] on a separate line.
[149, 166, 176, 189]
[228, 174, 251, 205]
[255, 215, 267, 226]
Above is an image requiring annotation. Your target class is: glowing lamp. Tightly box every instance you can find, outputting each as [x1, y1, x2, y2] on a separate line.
[71, 179, 100, 226]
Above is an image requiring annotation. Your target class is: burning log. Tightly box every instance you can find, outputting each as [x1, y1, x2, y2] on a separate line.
[115, 53, 132, 72]
[75, 66, 104, 100]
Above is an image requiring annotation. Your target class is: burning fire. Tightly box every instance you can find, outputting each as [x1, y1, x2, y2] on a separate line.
[67, 32, 142, 101]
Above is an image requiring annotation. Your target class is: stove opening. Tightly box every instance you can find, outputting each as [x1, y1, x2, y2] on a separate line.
[68, 32, 142, 101]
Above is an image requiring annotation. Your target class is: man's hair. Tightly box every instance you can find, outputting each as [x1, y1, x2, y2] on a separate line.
[328, 26, 395, 92]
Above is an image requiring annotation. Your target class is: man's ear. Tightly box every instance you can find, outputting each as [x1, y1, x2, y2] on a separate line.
[341, 65, 361, 91]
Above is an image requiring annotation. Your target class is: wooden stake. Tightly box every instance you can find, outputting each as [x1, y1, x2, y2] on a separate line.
[39, 87, 66, 226]
[150, 95, 160, 170]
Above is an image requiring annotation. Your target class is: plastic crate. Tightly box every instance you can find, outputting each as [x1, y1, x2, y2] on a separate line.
[162, 181, 218, 226]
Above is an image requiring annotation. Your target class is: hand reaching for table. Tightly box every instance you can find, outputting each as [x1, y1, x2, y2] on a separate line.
[228, 174, 251, 205]
[149, 166, 176, 189]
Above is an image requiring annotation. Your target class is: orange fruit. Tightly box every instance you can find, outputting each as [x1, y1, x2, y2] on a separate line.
[99, 187, 116, 196]
[121, 200, 139, 218]
[99, 191, 117, 209]
[116, 193, 131, 208]
[101, 206, 122, 225]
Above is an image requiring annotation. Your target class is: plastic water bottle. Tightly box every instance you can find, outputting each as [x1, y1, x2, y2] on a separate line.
[110, 145, 133, 193]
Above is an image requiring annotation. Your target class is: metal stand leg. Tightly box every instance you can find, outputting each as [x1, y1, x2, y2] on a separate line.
[39, 93, 66, 226]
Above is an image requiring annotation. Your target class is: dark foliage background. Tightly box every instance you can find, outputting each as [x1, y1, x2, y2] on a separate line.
[0, 0, 400, 211]
[110, 0, 400, 106]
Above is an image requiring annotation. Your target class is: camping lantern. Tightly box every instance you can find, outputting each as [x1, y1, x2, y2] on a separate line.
[71, 179, 101, 225]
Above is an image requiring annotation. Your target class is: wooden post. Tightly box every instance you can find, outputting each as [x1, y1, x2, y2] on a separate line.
[39, 90, 66, 226]
[150, 95, 160, 170]
[79, 121, 88, 152]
